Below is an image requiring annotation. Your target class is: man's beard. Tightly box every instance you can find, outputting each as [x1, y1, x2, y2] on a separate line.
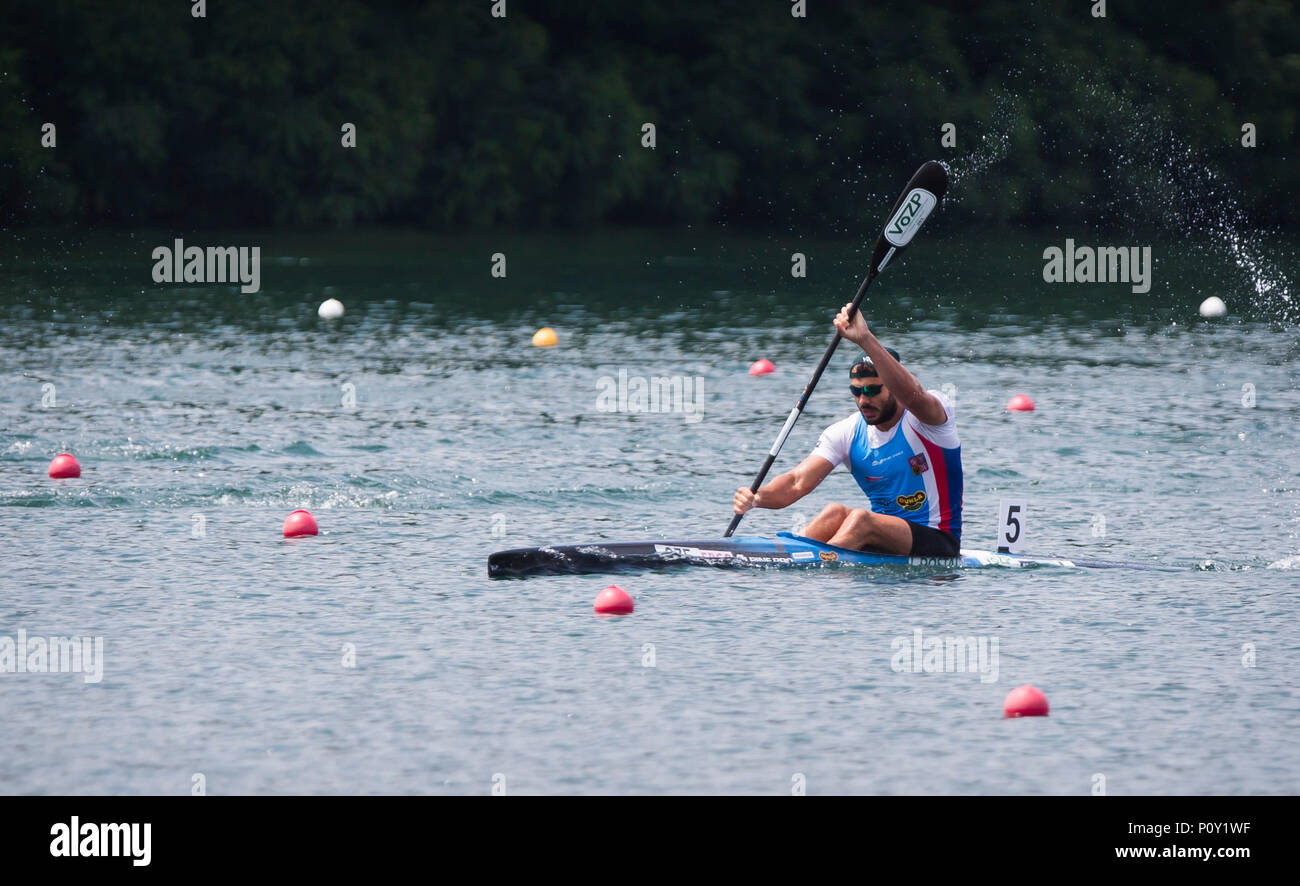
[863, 396, 898, 426]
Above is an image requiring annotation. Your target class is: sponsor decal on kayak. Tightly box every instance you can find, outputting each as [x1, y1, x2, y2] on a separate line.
[964, 551, 1022, 568]
[790, 551, 816, 560]
[895, 490, 927, 511]
[818, 551, 838, 562]
[654, 544, 732, 559]
[907, 556, 962, 567]
[883, 188, 937, 247]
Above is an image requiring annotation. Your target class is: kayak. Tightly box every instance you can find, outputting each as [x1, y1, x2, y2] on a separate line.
[487, 531, 1180, 578]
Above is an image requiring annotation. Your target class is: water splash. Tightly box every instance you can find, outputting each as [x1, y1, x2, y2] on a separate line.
[1078, 81, 1295, 322]
[941, 79, 1295, 323]
[942, 92, 1017, 195]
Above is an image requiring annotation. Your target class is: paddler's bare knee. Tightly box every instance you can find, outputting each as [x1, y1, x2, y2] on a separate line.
[842, 508, 872, 529]
[837, 508, 880, 542]
[818, 502, 848, 521]
[800, 502, 850, 543]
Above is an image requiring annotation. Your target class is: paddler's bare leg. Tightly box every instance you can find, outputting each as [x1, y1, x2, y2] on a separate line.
[800, 502, 849, 542]
[827, 509, 914, 555]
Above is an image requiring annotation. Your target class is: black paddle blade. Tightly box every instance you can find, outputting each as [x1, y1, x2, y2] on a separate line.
[869, 160, 948, 274]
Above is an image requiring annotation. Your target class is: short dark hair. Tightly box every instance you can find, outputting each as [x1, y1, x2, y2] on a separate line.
[849, 346, 900, 378]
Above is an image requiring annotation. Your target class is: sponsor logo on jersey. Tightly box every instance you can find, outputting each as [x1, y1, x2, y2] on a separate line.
[908, 453, 930, 475]
[818, 551, 838, 562]
[896, 491, 927, 511]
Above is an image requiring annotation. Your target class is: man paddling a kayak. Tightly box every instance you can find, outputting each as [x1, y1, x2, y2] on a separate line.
[732, 303, 963, 557]
[492, 164, 1173, 577]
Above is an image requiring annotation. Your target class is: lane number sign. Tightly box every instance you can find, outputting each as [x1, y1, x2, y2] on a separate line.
[998, 499, 1026, 554]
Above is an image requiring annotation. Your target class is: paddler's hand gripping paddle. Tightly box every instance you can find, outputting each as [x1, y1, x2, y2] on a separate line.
[725, 160, 949, 537]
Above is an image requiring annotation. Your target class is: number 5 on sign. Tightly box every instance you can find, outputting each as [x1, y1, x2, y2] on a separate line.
[998, 499, 1026, 554]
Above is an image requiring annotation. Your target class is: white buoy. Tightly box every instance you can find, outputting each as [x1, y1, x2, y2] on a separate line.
[1198, 296, 1227, 318]
[318, 298, 345, 320]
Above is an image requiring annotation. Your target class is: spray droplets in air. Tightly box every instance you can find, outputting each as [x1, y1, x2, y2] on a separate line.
[941, 92, 1017, 197]
[1085, 93, 1296, 323]
[943, 80, 1295, 323]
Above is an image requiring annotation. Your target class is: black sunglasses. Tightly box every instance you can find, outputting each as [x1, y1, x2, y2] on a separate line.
[850, 383, 883, 399]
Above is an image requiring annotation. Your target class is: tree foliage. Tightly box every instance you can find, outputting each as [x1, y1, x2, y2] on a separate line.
[2, 0, 1295, 230]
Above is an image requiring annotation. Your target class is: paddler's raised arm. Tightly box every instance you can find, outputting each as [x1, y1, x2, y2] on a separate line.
[733, 454, 834, 514]
[833, 303, 948, 426]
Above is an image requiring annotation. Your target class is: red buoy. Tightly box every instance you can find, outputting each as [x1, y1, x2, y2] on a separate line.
[594, 584, 634, 615]
[1003, 684, 1050, 718]
[48, 453, 81, 479]
[1007, 394, 1036, 412]
[283, 509, 319, 538]
[748, 359, 775, 376]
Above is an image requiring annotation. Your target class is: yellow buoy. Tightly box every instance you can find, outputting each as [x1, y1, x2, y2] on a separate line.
[532, 327, 558, 347]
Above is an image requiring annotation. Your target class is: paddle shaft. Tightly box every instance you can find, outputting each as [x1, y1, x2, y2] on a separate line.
[724, 267, 877, 537]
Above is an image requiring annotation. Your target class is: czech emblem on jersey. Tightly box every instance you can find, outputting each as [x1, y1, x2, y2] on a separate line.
[908, 453, 930, 476]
